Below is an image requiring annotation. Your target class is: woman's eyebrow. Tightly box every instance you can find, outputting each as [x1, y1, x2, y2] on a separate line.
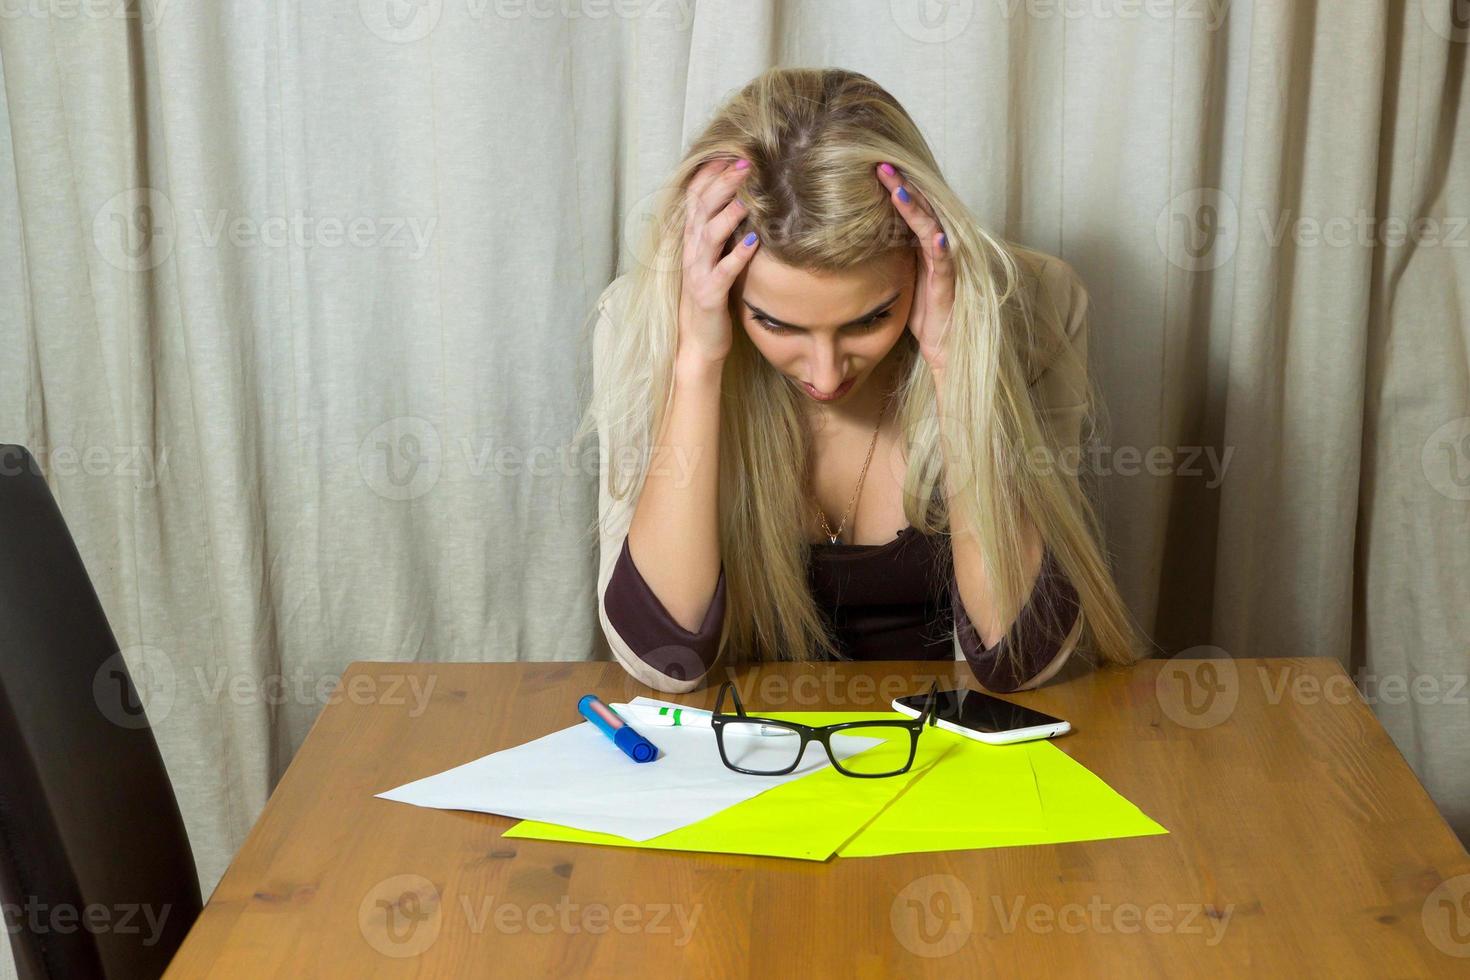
[742, 290, 902, 330]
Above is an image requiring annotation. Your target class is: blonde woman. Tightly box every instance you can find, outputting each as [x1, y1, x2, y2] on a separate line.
[579, 67, 1143, 696]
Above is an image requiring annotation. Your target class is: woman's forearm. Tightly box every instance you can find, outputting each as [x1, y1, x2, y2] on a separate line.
[626, 352, 726, 633]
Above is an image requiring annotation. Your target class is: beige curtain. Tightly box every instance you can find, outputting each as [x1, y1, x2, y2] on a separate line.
[1, 2, 1465, 968]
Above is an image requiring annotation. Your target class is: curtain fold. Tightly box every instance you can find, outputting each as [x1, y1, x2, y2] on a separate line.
[1, 7, 1465, 973]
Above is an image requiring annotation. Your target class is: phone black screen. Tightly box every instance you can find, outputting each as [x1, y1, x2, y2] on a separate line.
[896, 688, 1066, 734]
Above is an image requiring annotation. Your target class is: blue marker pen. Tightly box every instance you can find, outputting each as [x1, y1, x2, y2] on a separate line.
[577, 694, 659, 763]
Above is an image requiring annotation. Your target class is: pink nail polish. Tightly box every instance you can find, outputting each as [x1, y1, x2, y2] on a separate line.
[879, 162, 895, 175]
[735, 159, 749, 170]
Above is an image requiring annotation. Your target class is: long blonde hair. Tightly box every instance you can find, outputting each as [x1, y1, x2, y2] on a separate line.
[576, 67, 1143, 675]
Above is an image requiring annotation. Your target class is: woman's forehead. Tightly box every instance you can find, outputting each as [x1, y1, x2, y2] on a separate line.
[735, 250, 912, 313]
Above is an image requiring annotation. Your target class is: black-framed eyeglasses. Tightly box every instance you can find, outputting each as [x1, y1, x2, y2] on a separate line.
[710, 680, 940, 778]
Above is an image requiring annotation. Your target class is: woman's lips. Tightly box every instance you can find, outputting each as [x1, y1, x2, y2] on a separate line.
[800, 377, 855, 402]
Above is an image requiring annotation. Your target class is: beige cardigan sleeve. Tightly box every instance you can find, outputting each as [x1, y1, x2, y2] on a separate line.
[591, 278, 725, 694]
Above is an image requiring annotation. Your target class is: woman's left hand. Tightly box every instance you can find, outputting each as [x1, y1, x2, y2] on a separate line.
[877, 162, 954, 376]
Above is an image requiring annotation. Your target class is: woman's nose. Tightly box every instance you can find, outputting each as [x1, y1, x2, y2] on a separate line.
[810, 345, 845, 391]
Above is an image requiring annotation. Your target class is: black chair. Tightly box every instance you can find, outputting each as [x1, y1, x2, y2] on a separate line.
[0, 445, 201, 979]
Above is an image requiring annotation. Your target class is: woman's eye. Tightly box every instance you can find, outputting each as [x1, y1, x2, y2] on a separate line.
[753, 314, 797, 335]
[849, 311, 892, 331]
[752, 310, 891, 334]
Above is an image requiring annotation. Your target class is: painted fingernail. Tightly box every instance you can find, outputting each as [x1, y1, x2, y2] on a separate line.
[897, 186, 910, 203]
[938, 233, 947, 249]
[734, 158, 749, 169]
[742, 231, 757, 246]
[879, 162, 895, 175]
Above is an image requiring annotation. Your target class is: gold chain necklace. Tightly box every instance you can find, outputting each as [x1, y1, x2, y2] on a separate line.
[814, 396, 889, 545]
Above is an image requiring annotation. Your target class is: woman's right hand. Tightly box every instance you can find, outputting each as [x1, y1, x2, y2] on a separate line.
[678, 157, 760, 366]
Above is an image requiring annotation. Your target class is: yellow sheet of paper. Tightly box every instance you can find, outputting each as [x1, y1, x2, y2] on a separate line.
[837, 738, 1168, 857]
[503, 711, 958, 861]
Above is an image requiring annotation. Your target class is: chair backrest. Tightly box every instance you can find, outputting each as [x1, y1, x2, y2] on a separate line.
[0, 445, 201, 979]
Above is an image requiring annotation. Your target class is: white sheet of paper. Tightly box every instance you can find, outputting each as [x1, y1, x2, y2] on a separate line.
[375, 696, 882, 841]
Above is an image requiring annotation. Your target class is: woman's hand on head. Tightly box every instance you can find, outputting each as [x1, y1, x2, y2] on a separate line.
[678, 157, 760, 368]
[876, 163, 954, 376]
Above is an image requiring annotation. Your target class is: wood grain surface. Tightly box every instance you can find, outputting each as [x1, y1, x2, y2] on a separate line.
[164, 658, 1470, 977]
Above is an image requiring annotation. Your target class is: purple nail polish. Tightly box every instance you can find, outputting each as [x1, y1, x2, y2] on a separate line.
[742, 231, 757, 246]
[938, 233, 947, 249]
[897, 186, 910, 203]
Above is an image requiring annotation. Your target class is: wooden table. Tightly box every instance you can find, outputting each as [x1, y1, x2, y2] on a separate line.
[166, 658, 1470, 977]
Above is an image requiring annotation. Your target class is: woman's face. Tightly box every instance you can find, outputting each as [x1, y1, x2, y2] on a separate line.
[731, 249, 915, 407]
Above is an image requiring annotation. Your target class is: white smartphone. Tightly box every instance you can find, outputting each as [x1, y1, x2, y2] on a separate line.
[892, 688, 1071, 745]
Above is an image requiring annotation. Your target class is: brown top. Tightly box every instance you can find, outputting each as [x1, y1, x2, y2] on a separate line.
[602, 525, 1081, 692]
